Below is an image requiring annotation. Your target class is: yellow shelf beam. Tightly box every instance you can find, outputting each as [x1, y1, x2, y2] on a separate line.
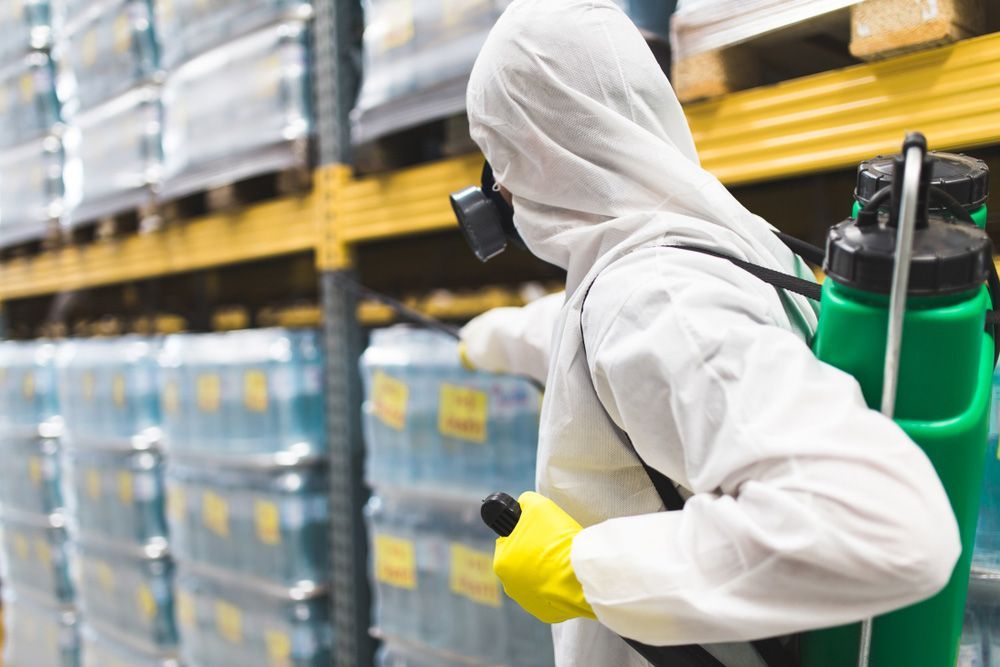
[5, 31, 1000, 299]
[690, 30, 1000, 185]
[334, 31, 1000, 244]
[334, 153, 483, 245]
[0, 191, 317, 300]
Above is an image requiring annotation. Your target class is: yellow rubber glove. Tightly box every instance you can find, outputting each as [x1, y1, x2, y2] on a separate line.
[493, 491, 597, 624]
[457, 341, 477, 371]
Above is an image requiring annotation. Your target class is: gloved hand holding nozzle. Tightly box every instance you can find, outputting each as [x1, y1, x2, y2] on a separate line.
[481, 491, 596, 625]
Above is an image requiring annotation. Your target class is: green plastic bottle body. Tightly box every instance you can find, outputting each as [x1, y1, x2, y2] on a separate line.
[800, 281, 993, 666]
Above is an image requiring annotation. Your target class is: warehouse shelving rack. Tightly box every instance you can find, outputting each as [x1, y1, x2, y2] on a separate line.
[2, 9, 1000, 664]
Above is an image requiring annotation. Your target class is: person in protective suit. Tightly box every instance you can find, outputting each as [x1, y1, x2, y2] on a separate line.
[457, 0, 961, 665]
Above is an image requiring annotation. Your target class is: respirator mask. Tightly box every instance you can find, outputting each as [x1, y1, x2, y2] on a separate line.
[450, 162, 524, 262]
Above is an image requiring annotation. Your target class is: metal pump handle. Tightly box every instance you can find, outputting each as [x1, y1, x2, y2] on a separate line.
[857, 133, 927, 667]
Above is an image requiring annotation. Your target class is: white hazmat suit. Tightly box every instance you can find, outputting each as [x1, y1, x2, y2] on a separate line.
[461, 0, 961, 665]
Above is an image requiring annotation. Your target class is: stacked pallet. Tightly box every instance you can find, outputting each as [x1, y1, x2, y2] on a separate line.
[0, 341, 80, 667]
[0, 2, 65, 249]
[670, 0, 993, 102]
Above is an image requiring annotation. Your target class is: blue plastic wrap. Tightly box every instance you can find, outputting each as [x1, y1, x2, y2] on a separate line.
[160, 21, 311, 200]
[360, 327, 540, 495]
[366, 489, 555, 667]
[0, 513, 74, 604]
[0, 339, 60, 435]
[0, 0, 55, 64]
[159, 328, 325, 459]
[0, 50, 60, 149]
[56, 336, 161, 447]
[155, 0, 312, 69]
[2, 590, 79, 667]
[175, 566, 333, 667]
[0, 435, 62, 516]
[974, 370, 1000, 572]
[376, 640, 480, 667]
[75, 540, 177, 652]
[81, 625, 181, 667]
[68, 448, 167, 547]
[166, 461, 329, 587]
[0, 135, 63, 246]
[62, 0, 159, 112]
[65, 85, 161, 226]
[352, 0, 669, 143]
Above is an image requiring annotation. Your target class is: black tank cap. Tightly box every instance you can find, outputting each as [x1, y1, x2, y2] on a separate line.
[824, 213, 992, 296]
[856, 152, 989, 210]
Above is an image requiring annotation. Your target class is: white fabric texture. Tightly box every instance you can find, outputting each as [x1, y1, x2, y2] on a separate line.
[460, 291, 565, 383]
[465, 0, 960, 665]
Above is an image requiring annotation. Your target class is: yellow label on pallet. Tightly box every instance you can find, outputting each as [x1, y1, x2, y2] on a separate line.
[18, 73, 33, 103]
[97, 560, 116, 592]
[439, 384, 488, 443]
[381, 0, 414, 51]
[374, 534, 417, 590]
[86, 468, 102, 500]
[112, 373, 126, 408]
[113, 14, 131, 54]
[82, 29, 98, 67]
[163, 379, 179, 414]
[167, 486, 185, 521]
[202, 490, 229, 537]
[21, 372, 34, 399]
[28, 456, 42, 486]
[256, 56, 281, 99]
[197, 374, 220, 412]
[266, 630, 292, 667]
[215, 600, 242, 644]
[449, 543, 501, 607]
[372, 371, 408, 430]
[442, 0, 489, 26]
[82, 371, 95, 401]
[244, 370, 269, 413]
[34, 538, 52, 569]
[12, 533, 28, 561]
[136, 583, 157, 620]
[117, 471, 133, 505]
[176, 590, 196, 629]
[255, 500, 281, 546]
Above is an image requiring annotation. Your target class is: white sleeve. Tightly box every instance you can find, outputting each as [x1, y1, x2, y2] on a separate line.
[570, 254, 961, 645]
[459, 291, 564, 383]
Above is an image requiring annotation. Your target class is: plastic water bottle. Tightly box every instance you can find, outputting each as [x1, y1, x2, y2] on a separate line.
[974, 370, 1000, 571]
[961, 608, 985, 667]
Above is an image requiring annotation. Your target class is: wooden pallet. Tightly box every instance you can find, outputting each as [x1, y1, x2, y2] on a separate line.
[159, 166, 313, 224]
[353, 114, 479, 176]
[673, 0, 993, 103]
[67, 201, 160, 246]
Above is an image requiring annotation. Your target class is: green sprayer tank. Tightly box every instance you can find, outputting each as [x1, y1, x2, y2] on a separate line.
[801, 138, 994, 666]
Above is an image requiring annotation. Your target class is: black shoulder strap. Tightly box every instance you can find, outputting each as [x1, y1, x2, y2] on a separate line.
[669, 245, 822, 302]
[579, 244, 800, 667]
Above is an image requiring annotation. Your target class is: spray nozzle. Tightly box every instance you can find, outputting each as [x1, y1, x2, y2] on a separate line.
[481, 492, 521, 537]
[889, 132, 931, 229]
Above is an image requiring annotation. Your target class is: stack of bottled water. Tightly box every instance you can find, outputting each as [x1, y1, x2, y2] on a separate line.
[155, 0, 312, 70]
[0, 340, 78, 667]
[159, 328, 332, 667]
[0, 1, 64, 247]
[81, 624, 180, 667]
[2, 588, 80, 667]
[960, 367, 1000, 665]
[360, 327, 554, 667]
[61, 0, 163, 226]
[158, 6, 311, 201]
[56, 335, 177, 665]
